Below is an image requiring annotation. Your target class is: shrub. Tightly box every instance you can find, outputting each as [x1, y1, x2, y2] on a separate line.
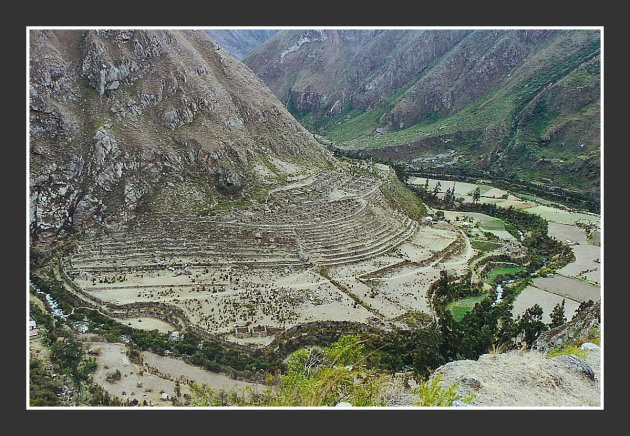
[412, 376, 475, 407]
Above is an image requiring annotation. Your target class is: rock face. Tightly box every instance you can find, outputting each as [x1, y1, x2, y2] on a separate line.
[29, 29, 333, 243]
[432, 350, 600, 407]
[245, 29, 471, 118]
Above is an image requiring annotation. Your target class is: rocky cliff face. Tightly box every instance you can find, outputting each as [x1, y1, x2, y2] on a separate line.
[29, 29, 333, 243]
[245, 29, 471, 116]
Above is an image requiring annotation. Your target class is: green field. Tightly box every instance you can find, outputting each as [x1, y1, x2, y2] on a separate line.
[485, 265, 527, 283]
[447, 295, 488, 321]
[470, 240, 502, 252]
[513, 193, 558, 207]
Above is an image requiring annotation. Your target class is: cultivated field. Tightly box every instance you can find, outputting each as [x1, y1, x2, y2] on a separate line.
[547, 223, 589, 245]
[57, 171, 600, 351]
[531, 276, 600, 303]
[511, 285, 580, 324]
[558, 245, 601, 285]
[525, 205, 600, 226]
[408, 177, 531, 209]
[442, 211, 516, 241]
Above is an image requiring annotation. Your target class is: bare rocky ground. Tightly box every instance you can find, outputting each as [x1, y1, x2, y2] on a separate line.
[429, 348, 601, 407]
[86, 339, 264, 406]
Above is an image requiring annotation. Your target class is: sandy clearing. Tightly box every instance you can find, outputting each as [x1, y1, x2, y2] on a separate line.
[548, 223, 589, 245]
[558, 245, 601, 284]
[532, 276, 600, 303]
[89, 341, 263, 406]
[512, 285, 580, 324]
[91, 341, 180, 406]
[117, 317, 176, 333]
[141, 351, 266, 393]
[525, 205, 600, 225]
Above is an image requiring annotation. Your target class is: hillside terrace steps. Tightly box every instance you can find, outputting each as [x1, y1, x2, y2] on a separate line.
[70, 172, 419, 272]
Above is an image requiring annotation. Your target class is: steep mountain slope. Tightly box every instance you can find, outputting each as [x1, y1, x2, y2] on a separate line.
[29, 29, 333, 243]
[244, 29, 601, 210]
[204, 29, 278, 60]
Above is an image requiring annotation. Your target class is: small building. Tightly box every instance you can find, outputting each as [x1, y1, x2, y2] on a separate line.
[251, 325, 267, 337]
[234, 325, 251, 338]
[29, 320, 37, 330]
[29, 328, 39, 339]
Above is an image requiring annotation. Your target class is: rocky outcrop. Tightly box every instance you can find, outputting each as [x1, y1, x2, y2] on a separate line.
[29, 29, 333, 242]
[427, 299, 602, 407]
[431, 349, 600, 407]
[534, 300, 601, 353]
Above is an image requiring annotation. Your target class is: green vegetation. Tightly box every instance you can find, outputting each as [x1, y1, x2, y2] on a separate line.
[191, 334, 475, 407]
[547, 344, 588, 360]
[446, 294, 488, 322]
[29, 358, 63, 406]
[192, 335, 386, 407]
[546, 322, 599, 361]
[412, 376, 474, 407]
[517, 304, 548, 347]
[310, 33, 600, 208]
[379, 169, 426, 220]
[485, 265, 527, 284]
[471, 240, 502, 252]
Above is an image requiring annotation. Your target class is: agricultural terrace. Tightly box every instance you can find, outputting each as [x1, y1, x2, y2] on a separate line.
[61, 166, 480, 345]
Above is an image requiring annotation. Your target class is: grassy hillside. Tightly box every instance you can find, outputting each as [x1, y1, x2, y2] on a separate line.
[246, 29, 601, 210]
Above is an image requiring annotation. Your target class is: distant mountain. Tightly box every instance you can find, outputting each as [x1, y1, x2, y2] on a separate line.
[29, 29, 331, 241]
[204, 29, 278, 59]
[244, 29, 601, 209]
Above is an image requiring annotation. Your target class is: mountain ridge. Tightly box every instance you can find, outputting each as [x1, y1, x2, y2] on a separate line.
[29, 29, 334, 242]
[243, 29, 600, 208]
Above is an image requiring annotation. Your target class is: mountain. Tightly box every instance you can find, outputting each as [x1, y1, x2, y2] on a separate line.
[29, 29, 333, 243]
[204, 29, 279, 60]
[244, 29, 601, 209]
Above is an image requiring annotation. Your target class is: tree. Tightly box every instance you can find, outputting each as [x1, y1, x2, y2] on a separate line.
[444, 185, 455, 208]
[472, 187, 481, 204]
[51, 334, 84, 380]
[549, 299, 567, 328]
[574, 300, 595, 320]
[518, 304, 548, 347]
[438, 309, 462, 361]
[433, 181, 442, 197]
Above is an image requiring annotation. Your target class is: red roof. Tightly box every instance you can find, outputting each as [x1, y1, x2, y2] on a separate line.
[29, 329, 39, 338]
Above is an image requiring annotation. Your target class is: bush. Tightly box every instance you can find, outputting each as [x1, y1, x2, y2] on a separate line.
[412, 376, 474, 407]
